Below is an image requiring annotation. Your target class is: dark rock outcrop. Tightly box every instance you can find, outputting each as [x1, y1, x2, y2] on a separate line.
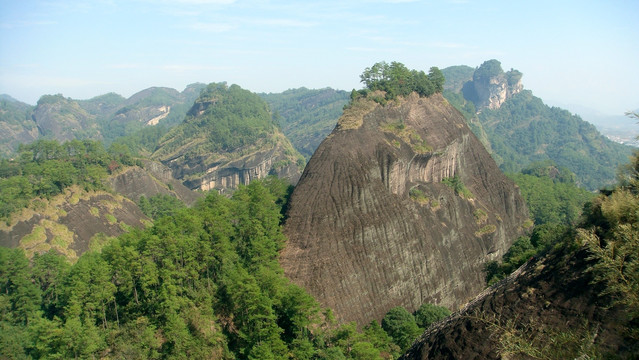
[400, 244, 632, 359]
[281, 93, 529, 325]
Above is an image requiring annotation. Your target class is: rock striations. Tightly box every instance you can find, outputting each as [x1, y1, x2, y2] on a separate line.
[281, 92, 529, 325]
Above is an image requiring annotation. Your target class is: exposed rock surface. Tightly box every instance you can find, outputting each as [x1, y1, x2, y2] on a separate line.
[281, 93, 529, 325]
[109, 160, 202, 205]
[0, 95, 38, 157]
[32, 94, 101, 142]
[153, 83, 303, 193]
[0, 185, 149, 261]
[400, 244, 633, 359]
[462, 59, 522, 111]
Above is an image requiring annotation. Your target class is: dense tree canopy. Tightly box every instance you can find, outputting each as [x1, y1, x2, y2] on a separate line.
[0, 178, 450, 359]
[357, 62, 444, 102]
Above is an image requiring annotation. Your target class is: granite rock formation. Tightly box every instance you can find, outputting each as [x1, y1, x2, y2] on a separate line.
[281, 92, 529, 325]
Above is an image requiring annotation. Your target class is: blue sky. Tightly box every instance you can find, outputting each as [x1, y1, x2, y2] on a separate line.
[1, 0, 637, 116]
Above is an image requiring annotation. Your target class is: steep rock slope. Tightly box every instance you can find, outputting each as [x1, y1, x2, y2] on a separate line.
[0, 185, 149, 261]
[400, 244, 631, 359]
[32, 94, 101, 142]
[461, 59, 523, 111]
[443, 60, 632, 190]
[153, 83, 303, 192]
[281, 93, 529, 325]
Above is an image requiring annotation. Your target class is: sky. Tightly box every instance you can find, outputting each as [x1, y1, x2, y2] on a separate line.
[1, 0, 637, 116]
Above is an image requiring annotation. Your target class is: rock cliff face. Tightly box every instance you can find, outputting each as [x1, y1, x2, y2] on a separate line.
[462, 59, 523, 111]
[32, 95, 101, 141]
[0, 95, 38, 157]
[153, 83, 303, 193]
[281, 93, 529, 325]
[109, 160, 202, 205]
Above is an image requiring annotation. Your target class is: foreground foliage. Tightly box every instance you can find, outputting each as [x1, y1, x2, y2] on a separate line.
[0, 179, 408, 359]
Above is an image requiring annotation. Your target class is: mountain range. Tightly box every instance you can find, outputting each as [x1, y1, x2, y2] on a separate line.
[0, 59, 637, 358]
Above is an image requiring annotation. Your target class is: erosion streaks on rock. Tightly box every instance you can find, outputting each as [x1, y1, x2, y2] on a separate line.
[281, 93, 529, 325]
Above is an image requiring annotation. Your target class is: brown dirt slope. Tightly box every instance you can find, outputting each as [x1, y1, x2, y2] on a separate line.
[281, 93, 529, 325]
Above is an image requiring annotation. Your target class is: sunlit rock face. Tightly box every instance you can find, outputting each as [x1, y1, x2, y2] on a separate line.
[281, 92, 529, 325]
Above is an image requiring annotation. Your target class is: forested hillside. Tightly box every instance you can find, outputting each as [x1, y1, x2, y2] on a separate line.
[0, 84, 206, 158]
[443, 61, 632, 190]
[260, 88, 349, 160]
[0, 178, 426, 359]
[153, 83, 304, 192]
[0, 95, 37, 158]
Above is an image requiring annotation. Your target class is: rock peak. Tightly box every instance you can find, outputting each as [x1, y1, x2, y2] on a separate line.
[281, 92, 529, 325]
[463, 59, 523, 111]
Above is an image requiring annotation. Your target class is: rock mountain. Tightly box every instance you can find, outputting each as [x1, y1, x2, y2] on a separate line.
[0, 84, 206, 157]
[281, 92, 529, 325]
[442, 60, 632, 190]
[153, 83, 303, 193]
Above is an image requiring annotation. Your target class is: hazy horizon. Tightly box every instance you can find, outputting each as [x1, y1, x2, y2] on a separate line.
[1, 0, 638, 116]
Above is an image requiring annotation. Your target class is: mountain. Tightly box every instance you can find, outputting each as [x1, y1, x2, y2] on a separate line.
[0, 84, 207, 158]
[281, 91, 529, 325]
[32, 94, 102, 142]
[153, 83, 304, 192]
[400, 181, 639, 359]
[260, 87, 350, 159]
[0, 95, 37, 158]
[443, 60, 633, 190]
[81, 83, 207, 145]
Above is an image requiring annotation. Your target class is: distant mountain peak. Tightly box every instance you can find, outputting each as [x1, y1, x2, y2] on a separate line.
[462, 59, 523, 111]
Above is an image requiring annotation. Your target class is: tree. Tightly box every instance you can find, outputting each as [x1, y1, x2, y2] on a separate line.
[381, 306, 422, 351]
[414, 303, 451, 328]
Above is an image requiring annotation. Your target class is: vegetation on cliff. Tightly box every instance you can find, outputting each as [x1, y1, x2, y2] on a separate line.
[260, 88, 349, 160]
[155, 83, 277, 157]
[402, 149, 639, 359]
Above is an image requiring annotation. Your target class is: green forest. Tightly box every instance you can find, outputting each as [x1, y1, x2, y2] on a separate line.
[0, 139, 136, 222]
[442, 63, 632, 190]
[0, 178, 449, 359]
[1, 68, 638, 358]
[355, 62, 445, 103]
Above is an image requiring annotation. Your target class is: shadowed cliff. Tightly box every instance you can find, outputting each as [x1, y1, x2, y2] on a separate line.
[281, 92, 529, 325]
